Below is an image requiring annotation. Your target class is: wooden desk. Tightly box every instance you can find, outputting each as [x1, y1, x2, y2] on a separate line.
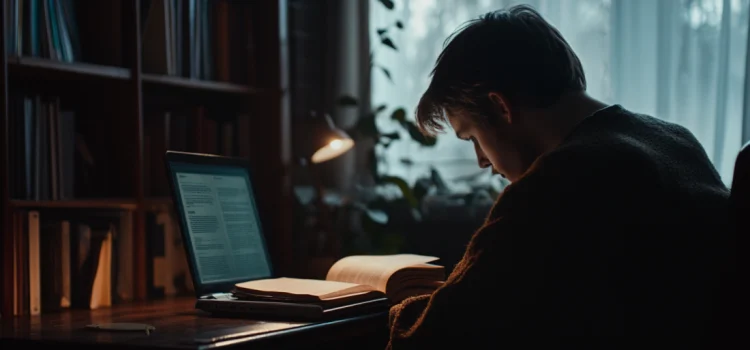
[0, 297, 390, 349]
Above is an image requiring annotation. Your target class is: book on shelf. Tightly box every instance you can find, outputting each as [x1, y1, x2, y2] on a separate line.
[71, 220, 114, 310]
[5, 0, 81, 62]
[144, 106, 244, 197]
[6, 207, 192, 316]
[7, 94, 77, 200]
[231, 254, 445, 309]
[140, 0, 253, 84]
[10, 209, 116, 315]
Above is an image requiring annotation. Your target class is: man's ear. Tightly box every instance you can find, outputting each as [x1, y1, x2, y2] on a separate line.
[488, 92, 512, 124]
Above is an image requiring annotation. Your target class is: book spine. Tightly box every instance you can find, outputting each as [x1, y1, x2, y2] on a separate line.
[28, 211, 41, 315]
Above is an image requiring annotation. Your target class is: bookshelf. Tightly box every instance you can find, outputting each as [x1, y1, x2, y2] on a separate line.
[0, 0, 291, 317]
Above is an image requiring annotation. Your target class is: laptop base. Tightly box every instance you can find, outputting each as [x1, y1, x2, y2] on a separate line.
[196, 297, 390, 322]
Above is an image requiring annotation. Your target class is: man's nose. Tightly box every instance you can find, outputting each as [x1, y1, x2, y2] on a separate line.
[478, 157, 492, 169]
[475, 144, 491, 169]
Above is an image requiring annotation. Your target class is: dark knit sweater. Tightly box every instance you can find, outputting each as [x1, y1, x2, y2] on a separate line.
[387, 105, 732, 348]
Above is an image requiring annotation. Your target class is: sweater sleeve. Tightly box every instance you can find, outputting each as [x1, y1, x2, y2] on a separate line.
[385, 216, 535, 349]
[388, 294, 431, 330]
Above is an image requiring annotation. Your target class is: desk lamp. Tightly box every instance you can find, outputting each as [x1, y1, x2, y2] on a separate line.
[302, 111, 354, 257]
[306, 111, 355, 164]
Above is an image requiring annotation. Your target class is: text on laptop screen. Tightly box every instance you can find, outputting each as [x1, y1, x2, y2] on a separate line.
[170, 162, 272, 285]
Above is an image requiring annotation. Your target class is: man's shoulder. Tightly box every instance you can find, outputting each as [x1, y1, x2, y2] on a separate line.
[495, 105, 725, 212]
[539, 105, 713, 177]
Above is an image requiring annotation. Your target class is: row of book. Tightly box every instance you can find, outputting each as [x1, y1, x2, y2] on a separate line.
[7, 92, 251, 200]
[4, 0, 80, 62]
[8, 208, 192, 316]
[4, 0, 254, 85]
[141, 0, 253, 83]
[144, 107, 250, 197]
[7, 94, 77, 200]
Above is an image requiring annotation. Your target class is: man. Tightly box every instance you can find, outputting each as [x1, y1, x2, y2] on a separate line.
[387, 5, 736, 349]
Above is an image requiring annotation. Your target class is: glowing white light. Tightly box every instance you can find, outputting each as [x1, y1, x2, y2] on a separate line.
[330, 139, 343, 150]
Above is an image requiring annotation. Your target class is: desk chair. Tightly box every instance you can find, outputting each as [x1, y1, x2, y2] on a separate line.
[710, 141, 750, 345]
[730, 141, 750, 225]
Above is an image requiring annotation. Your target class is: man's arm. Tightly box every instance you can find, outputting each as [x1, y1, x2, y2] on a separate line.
[386, 215, 542, 349]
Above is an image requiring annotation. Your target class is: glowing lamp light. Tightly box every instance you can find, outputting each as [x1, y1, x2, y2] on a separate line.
[306, 112, 355, 164]
[311, 138, 354, 164]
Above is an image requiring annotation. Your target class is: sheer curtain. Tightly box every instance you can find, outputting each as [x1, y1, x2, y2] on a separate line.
[369, 0, 750, 189]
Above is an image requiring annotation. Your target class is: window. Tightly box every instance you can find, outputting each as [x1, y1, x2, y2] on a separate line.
[369, 0, 750, 188]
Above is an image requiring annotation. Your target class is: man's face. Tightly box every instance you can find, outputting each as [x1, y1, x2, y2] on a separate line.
[447, 96, 536, 182]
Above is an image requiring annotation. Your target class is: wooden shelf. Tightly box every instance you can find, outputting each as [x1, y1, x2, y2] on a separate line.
[141, 74, 256, 95]
[10, 199, 138, 210]
[1, 0, 290, 312]
[7, 56, 131, 81]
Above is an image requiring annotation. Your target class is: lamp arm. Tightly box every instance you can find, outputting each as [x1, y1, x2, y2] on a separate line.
[308, 163, 337, 257]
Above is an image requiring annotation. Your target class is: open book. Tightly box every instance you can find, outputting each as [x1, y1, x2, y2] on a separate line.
[231, 254, 445, 308]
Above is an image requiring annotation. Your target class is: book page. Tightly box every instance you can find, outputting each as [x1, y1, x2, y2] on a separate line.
[325, 254, 438, 292]
[234, 277, 374, 300]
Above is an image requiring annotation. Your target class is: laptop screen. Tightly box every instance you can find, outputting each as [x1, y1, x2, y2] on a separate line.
[167, 161, 272, 288]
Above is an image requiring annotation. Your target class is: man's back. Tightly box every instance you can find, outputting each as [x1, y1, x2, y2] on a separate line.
[505, 104, 732, 335]
[387, 105, 732, 347]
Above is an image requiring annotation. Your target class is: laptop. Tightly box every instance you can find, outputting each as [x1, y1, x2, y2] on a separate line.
[163, 151, 388, 321]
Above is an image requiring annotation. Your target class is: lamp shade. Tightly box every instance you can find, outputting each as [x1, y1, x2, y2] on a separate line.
[305, 111, 354, 164]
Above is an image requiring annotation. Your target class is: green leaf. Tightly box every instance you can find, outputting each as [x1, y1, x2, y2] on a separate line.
[395, 20, 403, 29]
[380, 176, 418, 208]
[389, 108, 436, 146]
[365, 209, 388, 224]
[367, 149, 379, 181]
[430, 168, 449, 193]
[412, 178, 432, 203]
[404, 121, 437, 146]
[337, 95, 358, 106]
[381, 37, 397, 51]
[379, 131, 400, 148]
[380, 67, 393, 83]
[391, 108, 407, 123]
[374, 104, 387, 114]
[380, 131, 400, 140]
[377, 28, 388, 36]
[378, 0, 395, 10]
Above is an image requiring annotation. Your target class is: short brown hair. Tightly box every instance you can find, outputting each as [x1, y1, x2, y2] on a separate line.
[416, 5, 587, 136]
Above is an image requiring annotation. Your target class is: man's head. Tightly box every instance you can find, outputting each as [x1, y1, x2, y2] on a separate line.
[416, 5, 587, 181]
